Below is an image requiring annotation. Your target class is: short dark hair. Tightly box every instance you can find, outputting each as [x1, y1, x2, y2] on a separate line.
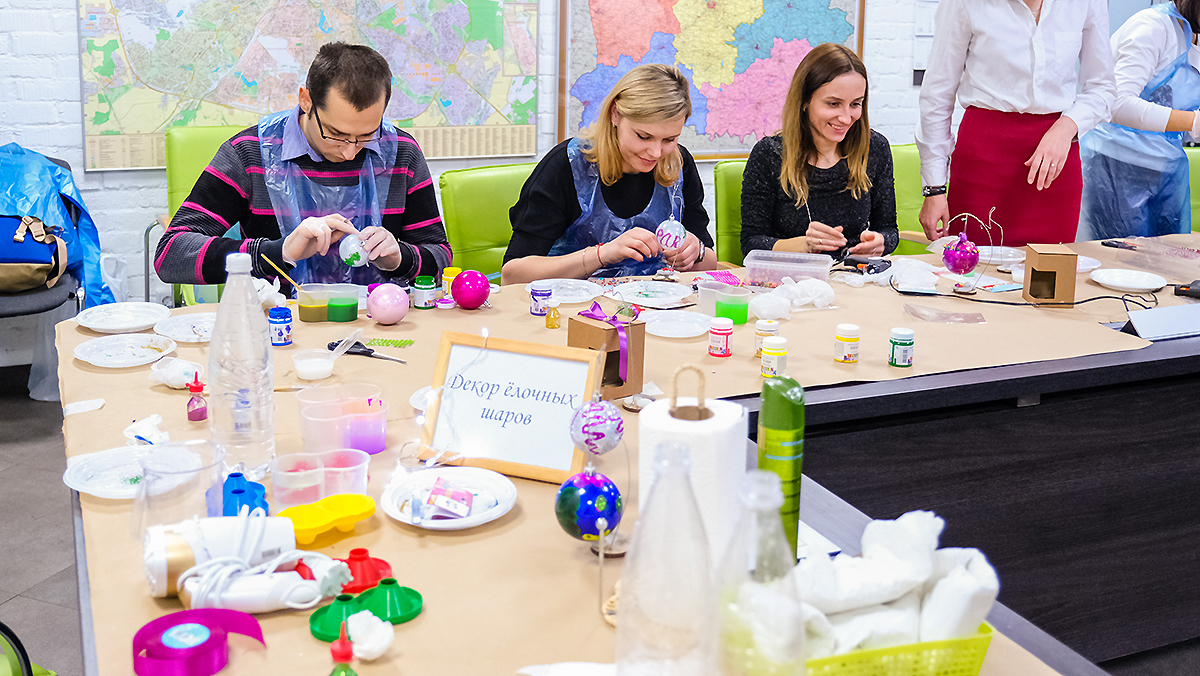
[306, 43, 392, 111]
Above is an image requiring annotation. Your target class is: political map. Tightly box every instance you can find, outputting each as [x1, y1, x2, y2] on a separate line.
[566, 0, 859, 155]
[79, 0, 538, 169]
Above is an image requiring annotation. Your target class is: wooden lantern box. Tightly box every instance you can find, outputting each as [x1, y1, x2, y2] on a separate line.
[1022, 244, 1078, 308]
[567, 314, 646, 400]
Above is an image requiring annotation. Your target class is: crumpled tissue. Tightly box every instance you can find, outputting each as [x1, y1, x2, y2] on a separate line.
[731, 580, 808, 664]
[827, 589, 921, 653]
[124, 414, 169, 445]
[346, 609, 395, 661]
[253, 276, 286, 309]
[148, 357, 203, 389]
[832, 257, 940, 292]
[919, 548, 999, 641]
[749, 276, 836, 320]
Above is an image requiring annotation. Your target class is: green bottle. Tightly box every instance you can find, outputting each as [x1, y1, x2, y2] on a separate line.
[757, 376, 805, 558]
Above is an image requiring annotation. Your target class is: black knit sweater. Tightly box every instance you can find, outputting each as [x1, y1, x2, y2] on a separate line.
[739, 130, 898, 257]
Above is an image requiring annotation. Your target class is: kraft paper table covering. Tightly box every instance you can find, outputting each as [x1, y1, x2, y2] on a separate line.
[54, 257, 1166, 675]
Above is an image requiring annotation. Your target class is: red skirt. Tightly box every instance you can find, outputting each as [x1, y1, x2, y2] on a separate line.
[948, 107, 1082, 247]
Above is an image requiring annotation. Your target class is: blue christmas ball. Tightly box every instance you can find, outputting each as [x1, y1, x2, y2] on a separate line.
[554, 470, 623, 541]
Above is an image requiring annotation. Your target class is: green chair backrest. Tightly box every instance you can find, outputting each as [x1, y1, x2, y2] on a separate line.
[890, 143, 929, 255]
[438, 162, 536, 276]
[1186, 146, 1199, 232]
[164, 125, 244, 305]
[714, 159, 748, 266]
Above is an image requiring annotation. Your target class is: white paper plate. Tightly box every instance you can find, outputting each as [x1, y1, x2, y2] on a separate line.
[640, 311, 713, 338]
[605, 280, 693, 303]
[524, 278, 603, 305]
[74, 334, 177, 368]
[409, 385, 436, 411]
[62, 445, 200, 500]
[76, 302, 172, 334]
[154, 312, 216, 343]
[381, 466, 518, 531]
[975, 246, 1026, 266]
[1089, 268, 1167, 293]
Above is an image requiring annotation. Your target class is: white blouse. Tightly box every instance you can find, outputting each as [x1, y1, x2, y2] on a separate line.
[916, 0, 1117, 186]
[1110, 6, 1200, 133]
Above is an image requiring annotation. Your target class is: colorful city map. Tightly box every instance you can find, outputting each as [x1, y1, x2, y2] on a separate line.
[79, 0, 538, 169]
[566, 0, 858, 154]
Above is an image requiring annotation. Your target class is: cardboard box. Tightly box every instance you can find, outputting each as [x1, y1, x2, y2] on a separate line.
[1022, 244, 1078, 307]
[567, 315, 646, 400]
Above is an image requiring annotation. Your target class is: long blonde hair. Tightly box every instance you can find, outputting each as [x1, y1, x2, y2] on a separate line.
[779, 43, 872, 207]
[579, 64, 693, 187]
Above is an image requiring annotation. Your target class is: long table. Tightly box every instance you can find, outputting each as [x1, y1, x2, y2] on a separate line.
[60, 239, 1195, 674]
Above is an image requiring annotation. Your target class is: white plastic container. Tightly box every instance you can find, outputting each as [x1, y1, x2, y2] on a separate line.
[744, 250, 833, 287]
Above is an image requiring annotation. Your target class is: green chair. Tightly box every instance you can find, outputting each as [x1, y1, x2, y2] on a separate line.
[162, 125, 244, 306]
[890, 143, 932, 255]
[438, 162, 536, 276]
[1186, 146, 1199, 232]
[0, 620, 56, 676]
[714, 160, 748, 266]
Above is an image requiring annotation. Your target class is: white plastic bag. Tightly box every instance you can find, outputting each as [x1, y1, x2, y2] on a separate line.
[149, 357, 203, 389]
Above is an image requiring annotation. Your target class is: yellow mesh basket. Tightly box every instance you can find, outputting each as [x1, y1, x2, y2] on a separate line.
[807, 623, 993, 676]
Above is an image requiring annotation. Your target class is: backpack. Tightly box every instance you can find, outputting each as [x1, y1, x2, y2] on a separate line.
[0, 215, 68, 293]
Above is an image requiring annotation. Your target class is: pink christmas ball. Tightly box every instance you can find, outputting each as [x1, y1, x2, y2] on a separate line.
[451, 270, 490, 310]
[366, 283, 410, 325]
[942, 232, 979, 275]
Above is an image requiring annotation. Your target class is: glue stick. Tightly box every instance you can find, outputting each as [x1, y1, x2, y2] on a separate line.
[758, 376, 805, 558]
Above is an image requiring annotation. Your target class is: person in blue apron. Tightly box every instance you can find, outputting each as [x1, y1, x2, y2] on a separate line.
[1078, 0, 1200, 240]
[154, 43, 451, 292]
[501, 64, 718, 285]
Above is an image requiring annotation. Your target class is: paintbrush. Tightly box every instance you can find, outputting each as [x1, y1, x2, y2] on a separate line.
[259, 253, 303, 290]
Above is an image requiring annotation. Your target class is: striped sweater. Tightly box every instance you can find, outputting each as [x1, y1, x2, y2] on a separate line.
[154, 125, 452, 288]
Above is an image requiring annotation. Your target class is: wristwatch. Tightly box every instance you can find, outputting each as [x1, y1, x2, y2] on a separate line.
[922, 185, 947, 197]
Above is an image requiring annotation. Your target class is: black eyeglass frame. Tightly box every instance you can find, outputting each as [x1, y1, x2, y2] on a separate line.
[309, 106, 383, 147]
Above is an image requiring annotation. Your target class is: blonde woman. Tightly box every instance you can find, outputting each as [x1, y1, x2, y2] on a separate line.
[740, 43, 897, 259]
[502, 64, 717, 284]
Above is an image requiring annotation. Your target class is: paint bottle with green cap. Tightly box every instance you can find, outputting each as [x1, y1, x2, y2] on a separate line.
[757, 376, 805, 558]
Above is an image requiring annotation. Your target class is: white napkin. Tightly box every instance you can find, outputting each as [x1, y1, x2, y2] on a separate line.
[123, 414, 169, 445]
[793, 546, 925, 614]
[919, 548, 999, 642]
[731, 579, 807, 665]
[827, 590, 921, 654]
[346, 609, 394, 661]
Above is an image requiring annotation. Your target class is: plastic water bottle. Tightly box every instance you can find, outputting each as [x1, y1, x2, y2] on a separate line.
[208, 252, 274, 480]
[616, 443, 715, 675]
[718, 470, 806, 675]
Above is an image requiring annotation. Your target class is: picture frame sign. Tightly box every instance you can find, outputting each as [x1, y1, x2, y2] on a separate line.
[420, 331, 604, 483]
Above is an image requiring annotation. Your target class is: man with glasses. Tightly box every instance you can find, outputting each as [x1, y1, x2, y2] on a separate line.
[155, 42, 452, 289]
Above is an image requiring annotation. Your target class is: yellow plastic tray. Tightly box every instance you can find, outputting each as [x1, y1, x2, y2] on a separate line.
[807, 623, 993, 676]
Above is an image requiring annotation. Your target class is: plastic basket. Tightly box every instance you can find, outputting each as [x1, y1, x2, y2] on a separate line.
[807, 623, 993, 676]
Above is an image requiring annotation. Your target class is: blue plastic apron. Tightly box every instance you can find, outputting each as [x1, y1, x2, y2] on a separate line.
[547, 139, 682, 277]
[258, 111, 398, 285]
[1079, 2, 1200, 240]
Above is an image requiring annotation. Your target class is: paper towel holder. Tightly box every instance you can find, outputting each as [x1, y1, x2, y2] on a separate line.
[668, 365, 713, 421]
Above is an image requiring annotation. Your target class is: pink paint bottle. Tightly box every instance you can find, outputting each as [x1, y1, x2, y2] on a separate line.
[186, 373, 207, 422]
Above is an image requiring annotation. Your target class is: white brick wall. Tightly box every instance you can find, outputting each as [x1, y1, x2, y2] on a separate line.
[0, 0, 922, 364]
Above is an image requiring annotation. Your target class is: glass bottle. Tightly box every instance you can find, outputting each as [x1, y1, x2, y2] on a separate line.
[616, 443, 715, 676]
[545, 300, 561, 329]
[208, 252, 274, 480]
[718, 470, 806, 675]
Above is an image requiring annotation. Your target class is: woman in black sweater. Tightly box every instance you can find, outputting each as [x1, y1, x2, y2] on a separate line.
[740, 43, 898, 260]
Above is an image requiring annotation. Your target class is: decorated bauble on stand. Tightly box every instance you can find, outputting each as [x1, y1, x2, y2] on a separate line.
[942, 232, 980, 295]
[554, 464, 623, 543]
[655, 216, 686, 251]
[568, 398, 624, 457]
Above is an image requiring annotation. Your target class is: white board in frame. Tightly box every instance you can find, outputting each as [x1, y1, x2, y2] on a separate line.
[420, 331, 604, 483]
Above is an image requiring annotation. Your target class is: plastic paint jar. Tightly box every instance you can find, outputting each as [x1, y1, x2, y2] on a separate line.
[708, 317, 733, 358]
[889, 327, 915, 368]
[268, 306, 292, 346]
[441, 266, 462, 298]
[530, 281, 553, 316]
[754, 319, 779, 357]
[834, 323, 860, 364]
[760, 336, 788, 377]
[413, 276, 437, 309]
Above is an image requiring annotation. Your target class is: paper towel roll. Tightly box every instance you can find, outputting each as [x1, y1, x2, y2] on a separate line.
[638, 397, 748, 566]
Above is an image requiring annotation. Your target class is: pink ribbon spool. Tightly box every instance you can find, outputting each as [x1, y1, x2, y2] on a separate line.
[578, 301, 634, 382]
[133, 609, 264, 676]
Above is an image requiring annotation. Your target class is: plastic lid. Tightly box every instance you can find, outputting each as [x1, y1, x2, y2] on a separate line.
[268, 306, 291, 320]
[186, 372, 205, 394]
[547, 300, 560, 308]
[414, 275, 435, 286]
[225, 252, 251, 273]
[835, 323, 860, 337]
[330, 622, 354, 664]
[530, 280, 553, 291]
[755, 319, 779, 331]
[762, 336, 787, 349]
[435, 298, 456, 309]
[891, 327, 915, 341]
[443, 267, 462, 277]
[710, 317, 733, 330]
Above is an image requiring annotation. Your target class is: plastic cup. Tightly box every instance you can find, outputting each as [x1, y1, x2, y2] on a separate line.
[322, 449, 370, 495]
[344, 399, 388, 455]
[696, 281, 730, 316]
[300, 402, 349, 453]
[293, 349, 334, 380]
[296, 383, 383, 410]
[132, 439, 225, 538]
[715, 287, 752, 325]
[271, 454, 327, 510]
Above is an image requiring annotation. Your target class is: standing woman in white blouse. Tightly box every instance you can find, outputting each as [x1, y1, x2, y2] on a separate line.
[1078, 0, 1200, 240]
[916, 0, 1116, 247]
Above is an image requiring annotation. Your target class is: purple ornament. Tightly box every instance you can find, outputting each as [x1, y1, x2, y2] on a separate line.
[942, 232, 980, 275]
[569, 399, 624, 456]
[655, 217, 686, 250]
[366, 283, 409, 325]
[554, 468, 623, 541]
[450, 270, 490, 310]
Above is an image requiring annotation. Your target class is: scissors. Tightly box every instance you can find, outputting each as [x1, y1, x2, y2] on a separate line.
[324, 340, 407, 364]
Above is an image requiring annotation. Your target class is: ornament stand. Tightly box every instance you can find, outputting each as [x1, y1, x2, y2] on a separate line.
[589, 437, 632, 558]
[947, 207, 1004, 295]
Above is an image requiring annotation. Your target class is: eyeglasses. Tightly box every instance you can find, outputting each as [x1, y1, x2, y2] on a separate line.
[310, 106, 382, 147]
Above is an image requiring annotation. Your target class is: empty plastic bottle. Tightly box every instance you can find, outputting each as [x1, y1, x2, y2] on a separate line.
[208, 252, 274, 480]
[615, 442, 715, 676]
[718, 470, 806, 675]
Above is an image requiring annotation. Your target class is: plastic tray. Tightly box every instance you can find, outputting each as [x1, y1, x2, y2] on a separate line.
[744, 250, 832, 287]
[806, 623, 992, 676]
